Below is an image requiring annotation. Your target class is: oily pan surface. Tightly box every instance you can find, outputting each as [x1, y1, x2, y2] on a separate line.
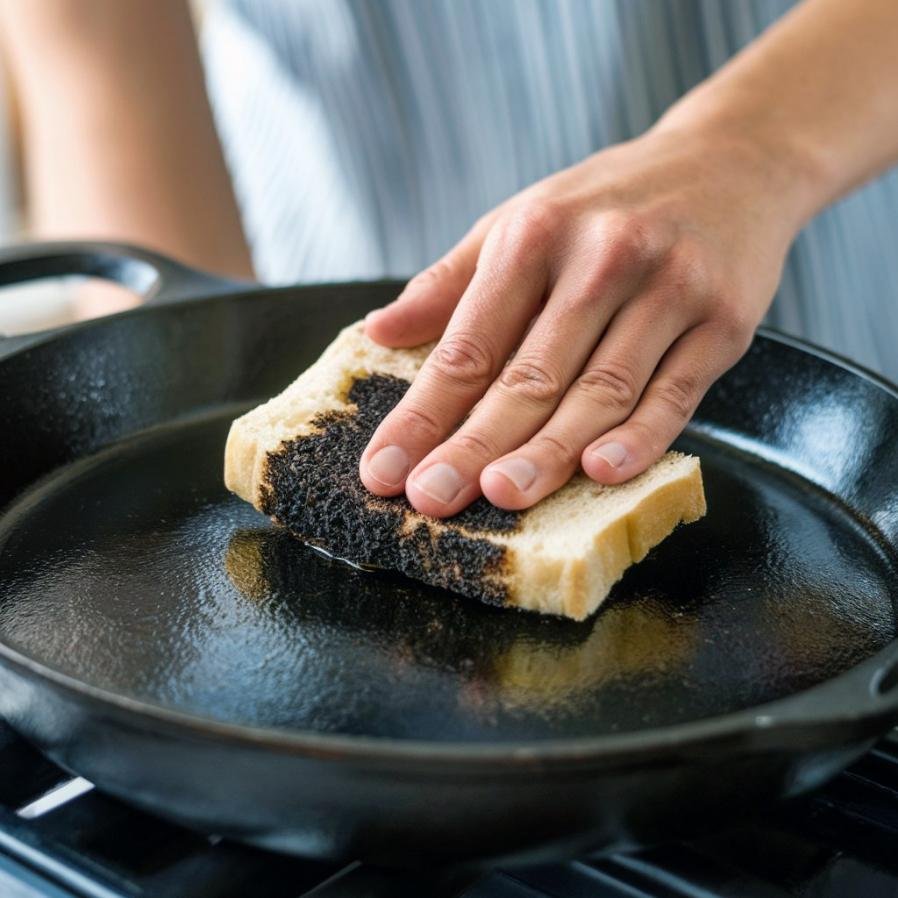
[0, 407, 894, 742]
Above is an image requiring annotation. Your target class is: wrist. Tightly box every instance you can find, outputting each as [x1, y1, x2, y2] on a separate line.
[651, 89, 833, 231]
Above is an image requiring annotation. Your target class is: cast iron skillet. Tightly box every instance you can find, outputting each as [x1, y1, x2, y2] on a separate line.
[0, 241, 897, 867]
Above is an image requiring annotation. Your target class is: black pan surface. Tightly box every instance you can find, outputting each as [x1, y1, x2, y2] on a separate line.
[1, 242, 898, 864]
[0, 408, 894, 742]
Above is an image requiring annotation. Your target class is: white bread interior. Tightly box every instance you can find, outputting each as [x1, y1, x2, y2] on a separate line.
[225, 322, 706, 621]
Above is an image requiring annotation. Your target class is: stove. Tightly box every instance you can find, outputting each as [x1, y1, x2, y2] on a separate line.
[2, 721, 898, 898]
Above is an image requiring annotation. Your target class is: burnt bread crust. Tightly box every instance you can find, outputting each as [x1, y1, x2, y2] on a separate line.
[224, 321, 707, 620]
[260, 374, 519, 605]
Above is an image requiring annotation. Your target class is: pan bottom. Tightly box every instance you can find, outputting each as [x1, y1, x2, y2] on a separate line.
[0, 406, 894, 742]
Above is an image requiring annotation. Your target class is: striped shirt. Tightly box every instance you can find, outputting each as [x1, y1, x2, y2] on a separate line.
[201, 0, 898, 380]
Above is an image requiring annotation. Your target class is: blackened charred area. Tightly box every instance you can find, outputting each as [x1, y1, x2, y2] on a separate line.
[260, 374, 521, 604]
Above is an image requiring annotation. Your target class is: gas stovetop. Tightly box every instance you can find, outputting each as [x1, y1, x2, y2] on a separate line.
[2, 721, 897, 898]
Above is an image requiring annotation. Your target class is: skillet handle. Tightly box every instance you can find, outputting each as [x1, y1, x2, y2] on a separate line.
[755, 641, 898, 737]
[0, 239, 247, 308]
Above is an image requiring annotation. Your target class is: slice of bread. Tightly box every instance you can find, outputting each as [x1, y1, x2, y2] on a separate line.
[224, 322, 706, 621]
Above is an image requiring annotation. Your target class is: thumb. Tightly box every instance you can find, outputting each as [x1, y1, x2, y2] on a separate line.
[365, 214, 493, 348]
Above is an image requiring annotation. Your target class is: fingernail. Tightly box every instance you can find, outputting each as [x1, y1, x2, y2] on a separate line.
[413, 462, 464, 505]
[486, 457, 537, 492]
[367, 445, 410, 486]
[591, 441, 628, 468]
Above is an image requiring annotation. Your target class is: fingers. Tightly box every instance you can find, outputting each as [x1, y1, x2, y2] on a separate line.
[581, 324, 742, 484]
[480, 287, 696, 509]
[360, 208, 552, 505]
[362, 197, 750, 517]
[400, 235, 650, 517]
[364, 215, 494, 348]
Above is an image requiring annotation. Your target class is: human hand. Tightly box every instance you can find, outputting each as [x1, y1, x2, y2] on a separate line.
[360, 126, 809, 517]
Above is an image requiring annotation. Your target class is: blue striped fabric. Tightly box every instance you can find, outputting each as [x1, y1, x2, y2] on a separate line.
[201, 0, 898, 380]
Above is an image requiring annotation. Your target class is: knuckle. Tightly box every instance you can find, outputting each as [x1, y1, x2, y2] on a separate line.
[498, 199, 563, 253]
[715, 301, 755, 350]
[530, 432, 580, 469]
[397, 405, 441, 438]
[498, 358, 566, 405]
[471, 211, 495, 236]
[601, 212, 656, 273]
[449, 430, 499, 459]
[429, 332, 496, 387]
[575, 361, 639, 411]
[392, 403, 442, 442]
[652, 373, 699, 421]
[567, 214, 661, 307]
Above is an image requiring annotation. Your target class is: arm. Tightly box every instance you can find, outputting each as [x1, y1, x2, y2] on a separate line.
[0, 0, 253, 280]
[359, 0, 898, 518]
[658, 0, 898, 215]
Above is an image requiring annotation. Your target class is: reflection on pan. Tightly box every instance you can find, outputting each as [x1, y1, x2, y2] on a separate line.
[0, 410, 893, 742]
[226, 527, 700, 717]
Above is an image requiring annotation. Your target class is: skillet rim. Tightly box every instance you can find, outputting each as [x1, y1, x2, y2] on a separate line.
[1, 287, 898, 767]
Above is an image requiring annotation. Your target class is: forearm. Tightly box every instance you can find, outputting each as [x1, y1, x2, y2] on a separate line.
[656, 0, 898, 227]
[0, 0, 253, 279]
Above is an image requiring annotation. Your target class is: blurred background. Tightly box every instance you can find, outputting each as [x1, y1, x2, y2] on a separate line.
[0, 1, 210, 335]
[0, 56, 61, 336]
[0, 57, 20, 246]
[0, 1, 893, 378]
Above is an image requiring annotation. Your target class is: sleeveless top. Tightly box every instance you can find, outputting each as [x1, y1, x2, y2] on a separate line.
[201, 0, 898, 380]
